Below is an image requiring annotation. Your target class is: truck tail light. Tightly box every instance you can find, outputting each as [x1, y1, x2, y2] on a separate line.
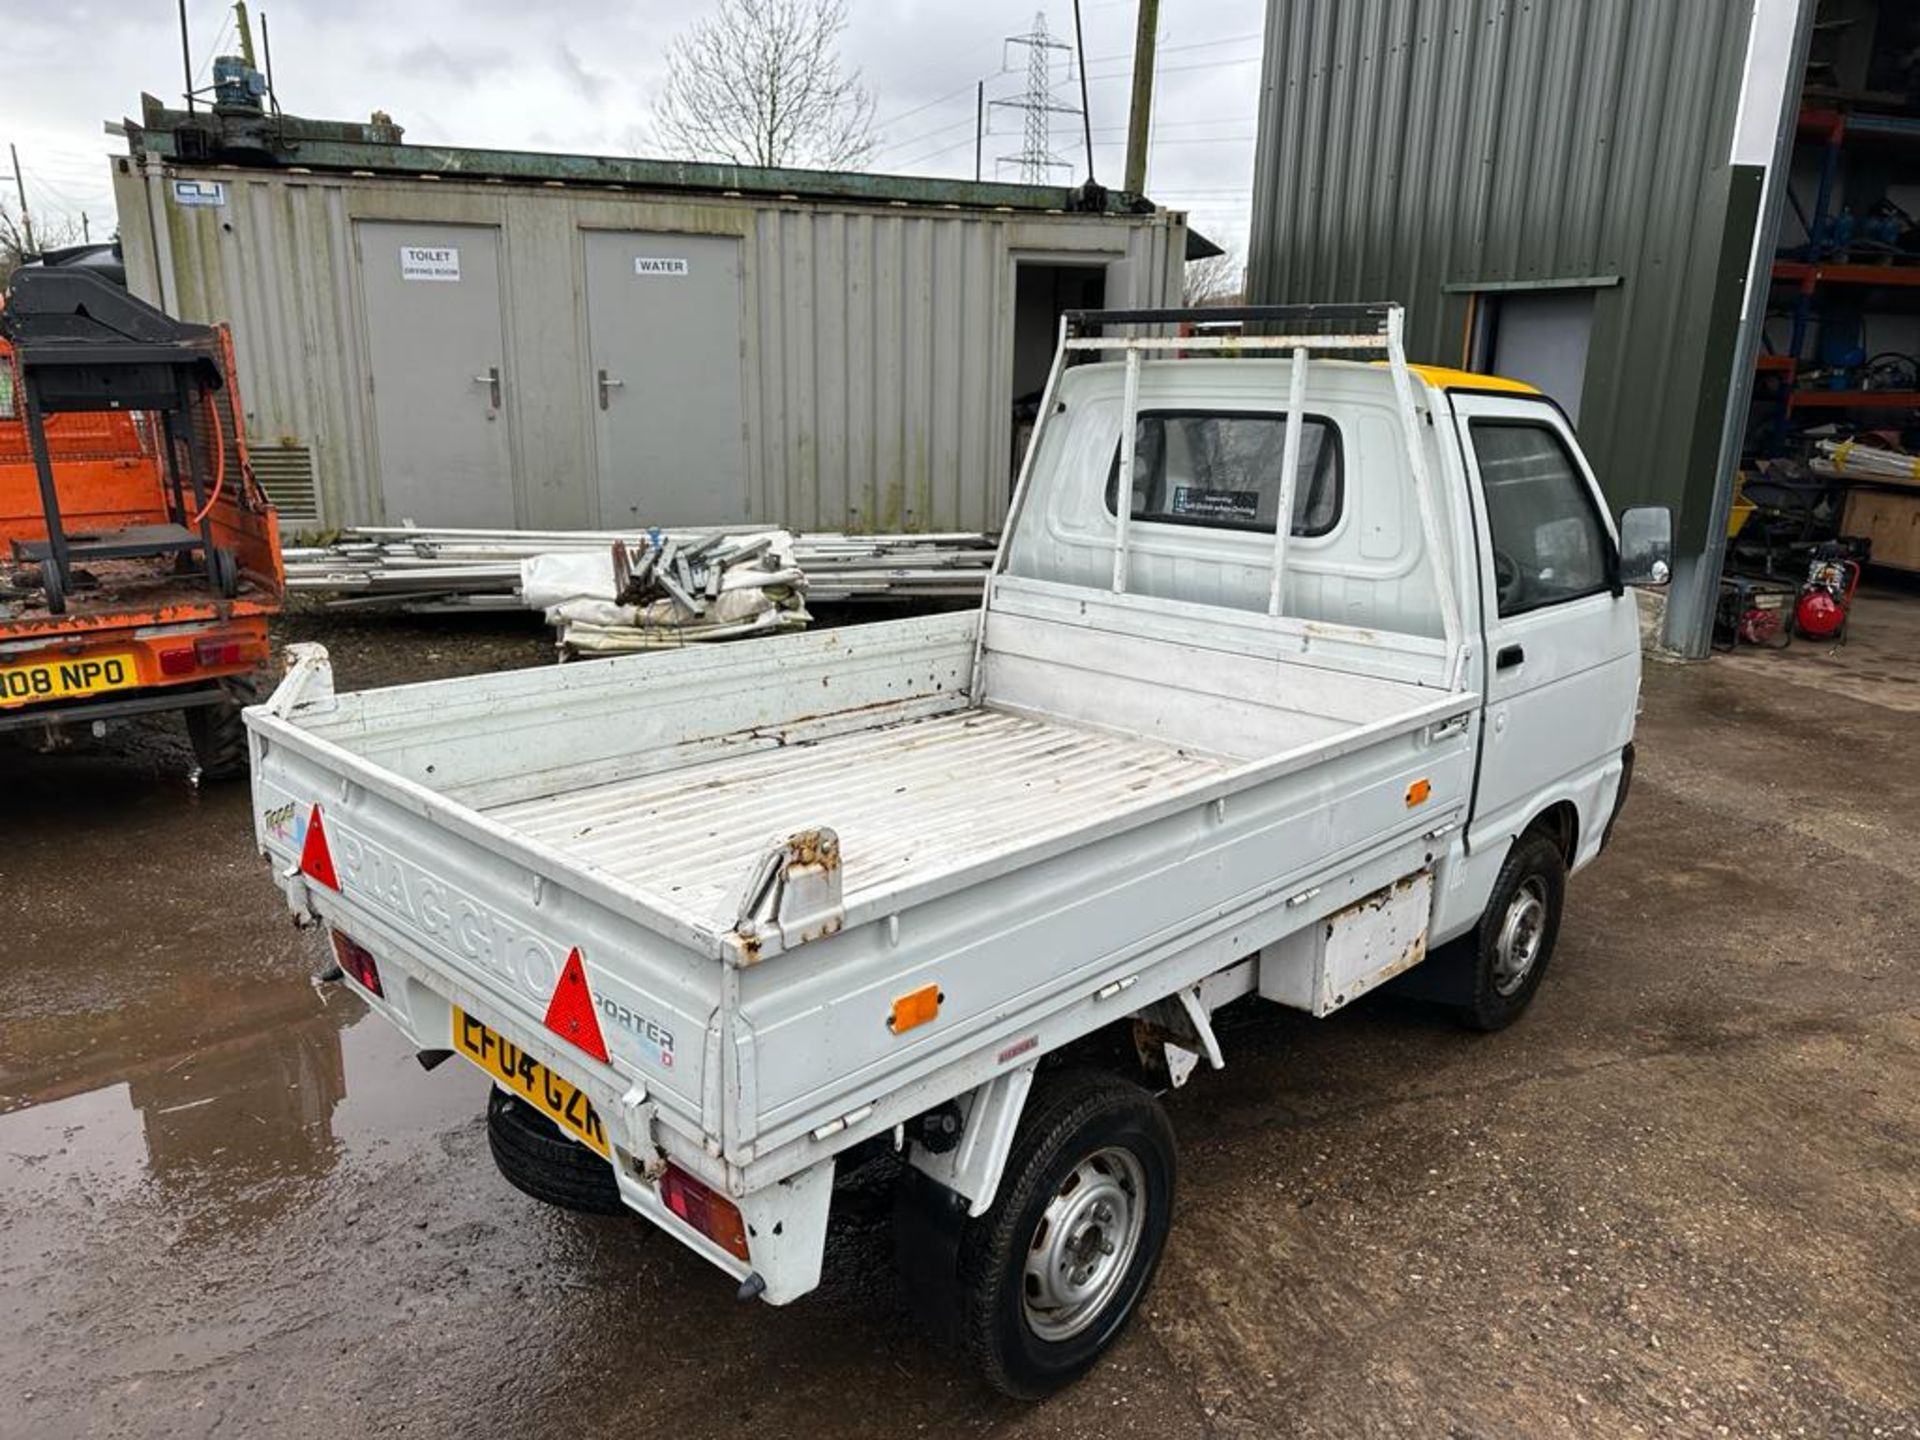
[659, 1164, 750, 1262]
[156, 636, 256, 676]
[330, 930, 384, 998]
[195, 637, 247, 667]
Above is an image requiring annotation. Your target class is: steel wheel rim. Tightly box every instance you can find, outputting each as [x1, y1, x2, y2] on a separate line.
[1022, 1146, 1147, 1342]
[1492, 877, 1548, 996]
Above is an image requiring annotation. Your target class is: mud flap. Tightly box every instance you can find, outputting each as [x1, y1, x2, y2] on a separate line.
[892, 1166, 970, 1348]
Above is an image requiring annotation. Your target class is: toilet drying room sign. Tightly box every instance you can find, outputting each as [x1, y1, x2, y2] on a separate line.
[400, 246, 461, 282]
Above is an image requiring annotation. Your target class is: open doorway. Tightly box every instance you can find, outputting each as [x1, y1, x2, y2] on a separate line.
[1011, 260, 1108, 485]
[1468, 287, 1600, 424]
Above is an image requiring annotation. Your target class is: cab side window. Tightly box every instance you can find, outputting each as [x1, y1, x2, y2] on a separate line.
[1471, 420, 1610, 617]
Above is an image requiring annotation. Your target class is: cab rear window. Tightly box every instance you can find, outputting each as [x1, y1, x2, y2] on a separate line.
[1104, 410, 1342, 537]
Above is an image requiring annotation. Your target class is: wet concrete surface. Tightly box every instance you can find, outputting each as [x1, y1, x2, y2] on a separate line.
[2, 607, 1917, 1438]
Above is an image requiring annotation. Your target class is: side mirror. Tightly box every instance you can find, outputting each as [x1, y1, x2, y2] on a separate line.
[1617, 505, 1672, 588]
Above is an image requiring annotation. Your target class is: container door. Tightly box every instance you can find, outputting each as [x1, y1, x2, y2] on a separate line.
[357, 221, 515, 527]
[583, 231, 748, 528]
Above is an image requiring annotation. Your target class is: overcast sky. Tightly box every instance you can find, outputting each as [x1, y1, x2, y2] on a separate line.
[0, 0, 1263, 264]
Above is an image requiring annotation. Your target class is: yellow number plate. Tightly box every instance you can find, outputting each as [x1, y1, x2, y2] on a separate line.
[0, 652, 139, 708]
[453, 1008, 609, 1158]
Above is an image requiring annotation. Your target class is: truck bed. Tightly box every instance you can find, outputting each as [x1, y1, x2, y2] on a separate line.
[252, 606, 1477, 1190]
[487, 707, 1237, 928]
[3, 554, 275, 627]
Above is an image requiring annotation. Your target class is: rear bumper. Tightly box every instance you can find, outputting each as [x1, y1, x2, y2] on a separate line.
[309, 892, 833, 1303]
[305, 884, 756, 1255]
[0, 681, 232, 734]
[0, 619, 270, 729]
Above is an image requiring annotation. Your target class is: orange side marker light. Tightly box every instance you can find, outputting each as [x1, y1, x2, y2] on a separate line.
[887, 984, 943, 1034]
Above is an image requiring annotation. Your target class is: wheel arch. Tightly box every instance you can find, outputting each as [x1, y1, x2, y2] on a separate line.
[1521, 799, 1581, 867]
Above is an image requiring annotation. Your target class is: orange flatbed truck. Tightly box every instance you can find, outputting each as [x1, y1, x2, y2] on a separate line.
[0, 266, 283, 777]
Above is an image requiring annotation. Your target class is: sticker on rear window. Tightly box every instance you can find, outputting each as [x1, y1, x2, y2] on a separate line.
[1171, 486, 1259, 522]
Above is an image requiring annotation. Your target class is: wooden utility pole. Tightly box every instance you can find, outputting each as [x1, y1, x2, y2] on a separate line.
[9, 145, 35, 254]
[1123, 0, 1159, 195]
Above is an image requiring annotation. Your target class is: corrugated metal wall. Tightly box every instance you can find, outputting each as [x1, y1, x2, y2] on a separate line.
[1248, 0, 1758, 546]
[112, 156, 1183, 535]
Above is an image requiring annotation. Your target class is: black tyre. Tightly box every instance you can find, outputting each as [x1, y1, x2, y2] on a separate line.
[922, 1070, 1177, 1399]
[1458, 832, 1567, 1031]
[485, 1087, 626, 1215]
[184, 674, 258, 780]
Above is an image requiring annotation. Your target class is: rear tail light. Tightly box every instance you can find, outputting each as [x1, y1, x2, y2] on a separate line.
[659, 1164, 750, 1261]
[155, 636, 255, 676]
[195, 637, 247, 667]
[330, 930, 384, 998]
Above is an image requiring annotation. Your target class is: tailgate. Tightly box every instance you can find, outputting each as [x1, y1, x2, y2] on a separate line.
[247, 679, 721, 1152]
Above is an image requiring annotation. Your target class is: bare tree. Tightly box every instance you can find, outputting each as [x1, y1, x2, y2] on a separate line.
[649, 0, 878, 170]
[1183, 246, 1244, 308]
[0, 201, 84, 285]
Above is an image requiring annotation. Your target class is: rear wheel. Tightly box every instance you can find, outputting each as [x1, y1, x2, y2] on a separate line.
[906, 1070, 1177, 1399]
[184, 674, 258, 780]
[485, 1087, 626, 1215]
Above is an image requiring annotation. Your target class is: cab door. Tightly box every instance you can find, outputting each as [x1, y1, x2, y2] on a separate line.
[1450, 394, 1640, 861]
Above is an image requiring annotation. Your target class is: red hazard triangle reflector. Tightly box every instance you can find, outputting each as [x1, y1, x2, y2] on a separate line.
[299, 804, 339, 891]
[543, 947, 609, 1064]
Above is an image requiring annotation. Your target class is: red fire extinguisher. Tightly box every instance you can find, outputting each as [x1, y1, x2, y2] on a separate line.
[1794, 549, 1862, 641]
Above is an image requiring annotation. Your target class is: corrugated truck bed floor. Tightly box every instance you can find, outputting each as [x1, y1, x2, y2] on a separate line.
[485, 707, 1238, 926]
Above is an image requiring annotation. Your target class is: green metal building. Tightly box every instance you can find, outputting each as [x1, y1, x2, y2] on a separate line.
[1248, 0, 1812, 655]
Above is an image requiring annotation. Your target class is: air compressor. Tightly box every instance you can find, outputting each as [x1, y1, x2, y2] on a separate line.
[1794, 547, 1863, 642]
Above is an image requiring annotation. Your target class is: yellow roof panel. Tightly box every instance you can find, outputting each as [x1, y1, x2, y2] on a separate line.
[1404, 364, 1542, 395]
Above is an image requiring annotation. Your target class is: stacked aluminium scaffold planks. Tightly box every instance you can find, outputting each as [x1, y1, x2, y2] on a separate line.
[282, 525, 998, 611]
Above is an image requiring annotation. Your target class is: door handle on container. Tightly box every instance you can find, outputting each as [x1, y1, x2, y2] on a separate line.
[1496, 644, 1525, 670]
[598, 369, 625, 410]
[472, 367, 501, 408]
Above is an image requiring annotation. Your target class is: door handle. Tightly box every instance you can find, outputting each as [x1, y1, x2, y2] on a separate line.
[598, 369, 625, 411]
[1496, 644, 1526, 670]
[472, 367, 501, 408]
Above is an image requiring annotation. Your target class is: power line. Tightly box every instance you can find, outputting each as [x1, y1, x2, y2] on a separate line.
[872, 28, 1258, 147]
[1076, 53, 1262, 85]
[874, 78, 990, 136]
[1079, 31, 1263, 68]
[893, 134, 985, 170]
[874, 111, 983, 160]
[194, 13, 235, 90]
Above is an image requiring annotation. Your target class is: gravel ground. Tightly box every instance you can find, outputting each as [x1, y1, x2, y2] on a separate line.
[1, 597, 1915, 1439]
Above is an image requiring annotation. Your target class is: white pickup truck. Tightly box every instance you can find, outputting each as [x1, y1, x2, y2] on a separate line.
[247, 303, 1668, 1397]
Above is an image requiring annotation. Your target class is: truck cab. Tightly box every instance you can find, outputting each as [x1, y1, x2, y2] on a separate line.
[999, 336, 1660, 979]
